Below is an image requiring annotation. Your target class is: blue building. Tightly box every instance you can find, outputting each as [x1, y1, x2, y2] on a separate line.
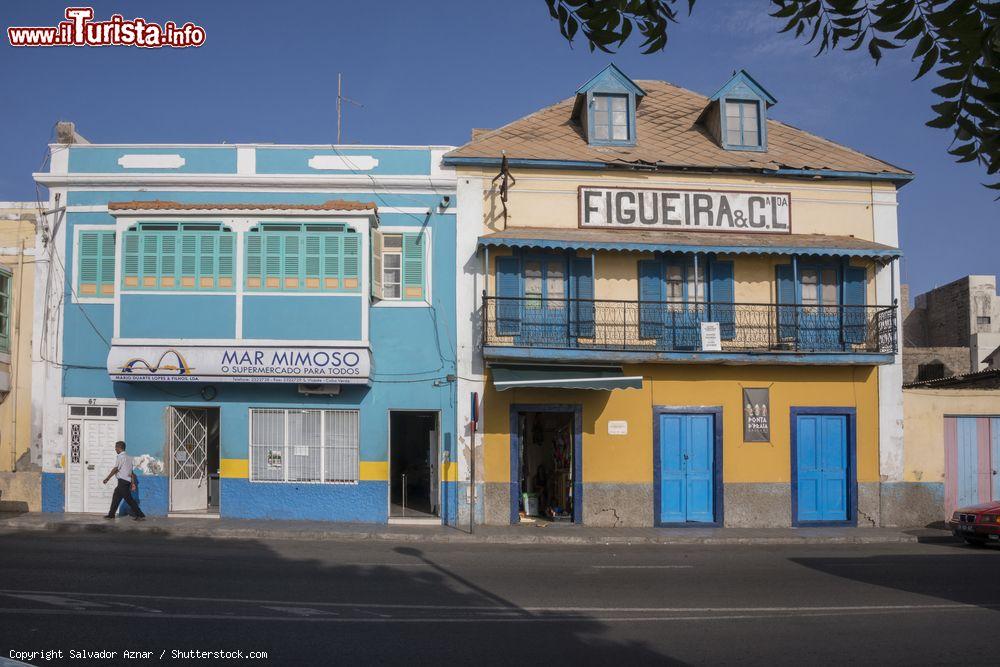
[34, 126, 461, 524]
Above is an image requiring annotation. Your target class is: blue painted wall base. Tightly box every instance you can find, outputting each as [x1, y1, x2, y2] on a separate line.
[220, 478, 388, 522]
[41, 472, 65, 513]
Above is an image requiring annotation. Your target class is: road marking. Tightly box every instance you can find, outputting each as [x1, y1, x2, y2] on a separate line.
[262, 606, 337, 617]
[591, 565, 694, 569]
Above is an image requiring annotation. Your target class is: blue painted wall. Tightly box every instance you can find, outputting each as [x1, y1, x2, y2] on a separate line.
[41, 473, 65, 513]
[255, 148, 432, 176]
[68, 147, 238, 173]
[242, 296, 363, 341]
[221, 479, 388, 522]
[120, 295, 237, 339]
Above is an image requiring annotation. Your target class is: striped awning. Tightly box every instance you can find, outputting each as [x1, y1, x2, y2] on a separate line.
[490, 364, 643, 391]
[479, 227, 900, 260]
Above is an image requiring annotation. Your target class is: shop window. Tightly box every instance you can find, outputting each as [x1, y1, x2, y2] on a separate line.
[122, 222, 234, 291]
[77, 230, 116, 297]
[372, 230, 426, 302]
[249, 408, 359, 484]
[245, 223, 360, 293]
[0, 269, 9, 354]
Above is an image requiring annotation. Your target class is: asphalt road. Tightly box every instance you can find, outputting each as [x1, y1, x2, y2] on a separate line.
[0, 530, 997, 666]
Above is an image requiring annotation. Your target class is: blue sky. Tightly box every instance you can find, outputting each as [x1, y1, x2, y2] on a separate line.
[1, 0, 995, 297]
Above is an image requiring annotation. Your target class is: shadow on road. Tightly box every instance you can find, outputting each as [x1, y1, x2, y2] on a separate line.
[790, 547, 1000, 610]
[0, 531, 679, 665]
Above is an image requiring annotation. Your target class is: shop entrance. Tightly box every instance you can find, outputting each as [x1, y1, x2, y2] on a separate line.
[514, 408, 579, 523]
[389, 411, 439, 520]
[168, 407, 221, 515]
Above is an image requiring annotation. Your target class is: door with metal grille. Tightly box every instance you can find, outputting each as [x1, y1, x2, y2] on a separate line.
[169, 407, 209, 512]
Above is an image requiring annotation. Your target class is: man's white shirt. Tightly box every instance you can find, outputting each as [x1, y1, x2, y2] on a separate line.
[115, 452, 133, 482]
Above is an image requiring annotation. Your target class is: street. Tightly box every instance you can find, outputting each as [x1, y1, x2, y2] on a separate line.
[0, 531, 997, 665]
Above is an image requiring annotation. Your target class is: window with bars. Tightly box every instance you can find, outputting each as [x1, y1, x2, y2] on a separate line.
[0, 269, 9, 354]
[372, 231, 426, 302]
[245, 224, 361, 292]
[77, 230, 116, 297]
[121, 222, 235, 291]
[249, 408, 360, 483]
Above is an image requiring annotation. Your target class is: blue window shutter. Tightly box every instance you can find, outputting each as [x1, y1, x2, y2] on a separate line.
[342, 234, 360, 289]
[218, 234, 234, 289]
[709, 259, 735, 340]
[122, 232, 140, 288]
[98, 232, 116, 296]
[180, 233, 198, 288]
[843, 265, 867, 344]
[323, 235, 341, 290]
[245, 233, 263, 289]
[199, 234, 216, 289]
[304, 234, 322, 289]
[776, 264, 795, 340]
[571, 257, 595, 337]
[639, 259, 664, 339]
[495, 256, 520, 336]
[402, 232, 426, 301]
[283, 234, 300, 289]
[77, 231, 100, 296]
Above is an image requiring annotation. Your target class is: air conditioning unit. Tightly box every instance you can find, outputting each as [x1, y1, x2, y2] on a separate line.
[297, 384, 342, 396]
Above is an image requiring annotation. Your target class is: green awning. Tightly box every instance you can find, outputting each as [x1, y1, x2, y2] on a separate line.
[490, 365, 643, 391]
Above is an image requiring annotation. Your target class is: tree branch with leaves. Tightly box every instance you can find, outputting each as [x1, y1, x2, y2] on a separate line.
[545, 0, 1000, 193]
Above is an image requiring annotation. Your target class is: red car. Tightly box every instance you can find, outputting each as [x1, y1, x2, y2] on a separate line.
[949, 500, 1000, 546]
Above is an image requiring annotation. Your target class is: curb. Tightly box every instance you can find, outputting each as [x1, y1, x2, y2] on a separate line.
[0, 519, 932, 546]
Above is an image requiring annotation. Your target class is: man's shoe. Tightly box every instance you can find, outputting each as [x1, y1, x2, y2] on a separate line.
[133, 516, 145, 521]
[103, 515, 115, 520]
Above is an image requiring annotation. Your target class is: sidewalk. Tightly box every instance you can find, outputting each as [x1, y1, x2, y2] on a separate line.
[0, 512, 950, 546]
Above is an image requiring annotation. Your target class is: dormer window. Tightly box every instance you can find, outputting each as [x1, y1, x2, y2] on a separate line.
[700, 69, 776, 153]
[572, 64, 645, 147]
[724, 100, 761, 149]
[593, 94, 629, 142]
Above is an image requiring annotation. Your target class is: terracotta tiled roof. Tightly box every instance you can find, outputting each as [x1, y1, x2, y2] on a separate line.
[107, 199, 377, 212]
[479, 227, 900, 258]
[445, 80, 909, 177]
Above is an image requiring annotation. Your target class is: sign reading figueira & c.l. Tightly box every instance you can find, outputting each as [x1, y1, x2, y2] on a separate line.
[579, 186, 791, 233]
[107, 345, 371, 384]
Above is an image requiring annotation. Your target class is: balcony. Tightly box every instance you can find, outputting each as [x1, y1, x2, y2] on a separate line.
[482, 295, 897, 365]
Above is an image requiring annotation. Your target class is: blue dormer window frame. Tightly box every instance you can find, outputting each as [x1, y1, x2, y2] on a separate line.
[708, 69, 777, 153]
[575, 64, 645, 147]
[723, 98, 764, 151]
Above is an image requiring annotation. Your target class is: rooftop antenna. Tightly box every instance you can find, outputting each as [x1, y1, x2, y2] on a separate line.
[337, 73, 364, 144]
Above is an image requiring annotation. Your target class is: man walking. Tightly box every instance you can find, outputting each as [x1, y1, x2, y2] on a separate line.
[102, 440, 146, 521]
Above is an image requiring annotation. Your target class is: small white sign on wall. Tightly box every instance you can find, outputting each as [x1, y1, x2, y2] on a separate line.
[700, 322, 722, 352]
[608, 420, 628, 436]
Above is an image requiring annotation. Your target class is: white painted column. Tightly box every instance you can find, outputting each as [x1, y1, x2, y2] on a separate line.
[872, 187, 904, 484]
[455, 174, 485, 524]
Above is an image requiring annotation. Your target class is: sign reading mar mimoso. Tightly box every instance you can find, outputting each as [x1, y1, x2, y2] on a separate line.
[742, 387, 771, 443]
[107, 345, 370, 384]
[580, 187, 791, 233]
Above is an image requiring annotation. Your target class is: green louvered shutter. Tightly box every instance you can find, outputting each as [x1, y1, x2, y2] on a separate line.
[323, 235, 341, 290]
[245, 233, 263, 289]
[199, 234, 216, 289]
[342, 234, 360, 291]
[98, 232, 116, 296]
[304, 234, 322, 290]
[122, 232, 140, 289]
[77, 231, 101, 296]
[180, 233, 198, 289]
[142, 235, 159, 289]
[402, 232, 425, 301]
[283, 234, 301, 290]
[264, 234, 282, 290]
[160, 235, 177, 289]
[218, 233, 234, 289]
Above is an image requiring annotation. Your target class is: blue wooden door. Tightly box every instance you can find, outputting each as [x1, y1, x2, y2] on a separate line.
[796, 414, 848, 522]
[519, 256, 567, 346]
[992, 418, 1000, 502]
[956, 417, 980, 508]
[659, 413, 715, 523]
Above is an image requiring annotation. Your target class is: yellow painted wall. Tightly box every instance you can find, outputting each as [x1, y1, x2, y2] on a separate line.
[470, 167, 891, 241]
[0, 206, 36, 474]
[902, 389, 1000, 484]
[483, 365, 880, 485]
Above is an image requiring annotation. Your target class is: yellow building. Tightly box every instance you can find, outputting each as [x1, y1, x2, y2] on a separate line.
[446, 66, 921, 527]
[0, 202, 37, 511]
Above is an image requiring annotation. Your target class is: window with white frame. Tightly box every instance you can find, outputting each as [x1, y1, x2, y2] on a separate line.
[381, 234, 403, 299]
[250, 408, 359, 483]
[371, 229, 427, 302]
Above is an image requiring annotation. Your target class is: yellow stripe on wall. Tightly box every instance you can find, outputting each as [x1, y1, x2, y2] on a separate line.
[360, 461, 388, 481]
[220, 458, 248, 479]
[442, 461, 459, 482]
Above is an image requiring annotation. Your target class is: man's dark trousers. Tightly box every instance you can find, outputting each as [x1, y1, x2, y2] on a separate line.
[108, 478, 145, 518]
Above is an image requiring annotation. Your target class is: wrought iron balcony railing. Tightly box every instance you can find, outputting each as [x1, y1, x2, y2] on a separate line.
[482, 295, 897, 355]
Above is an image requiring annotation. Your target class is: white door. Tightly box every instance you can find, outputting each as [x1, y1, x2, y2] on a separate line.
[66, 420, 85, 512]
[169, 407, 208, 512]
[83, 420, 119, 513]
[428, 428, 439, 514]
